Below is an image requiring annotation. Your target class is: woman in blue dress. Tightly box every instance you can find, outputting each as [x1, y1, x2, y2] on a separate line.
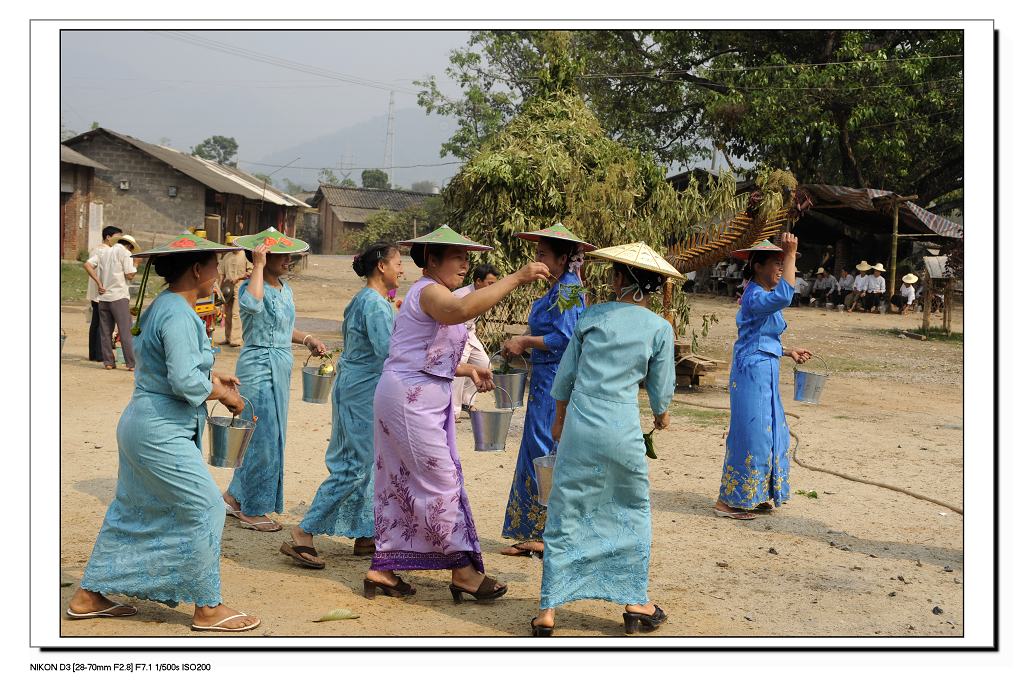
[499, 224, 594, 558]
[222, 229, 328, 532]
[67, 235, 261, 632]
[532, 242, 679, 637]
[714, 233, 813, 520]
[279, 243, 403, 568]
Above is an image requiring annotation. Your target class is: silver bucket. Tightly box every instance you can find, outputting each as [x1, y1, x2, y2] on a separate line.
[469, 386, 515, 452]
[793, 356, 831, 405]
[533, 450, 557, 507]
[301, 352, 336, 404]
[207, 395, 257, 469]
[490, 353, 528, 409]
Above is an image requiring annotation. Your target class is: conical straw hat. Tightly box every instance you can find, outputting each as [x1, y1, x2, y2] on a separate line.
[730, 239, 783, 260]
[232, 226, 310, 254]
[515, 223, 596, 252]
[587, 241, 683, 279]
[398, 224, 492, 251]
[902, 273, 919, 284]
[855, 261, 872, 271]
[134, 232, 240, 258]
[873, 262, 886, 272]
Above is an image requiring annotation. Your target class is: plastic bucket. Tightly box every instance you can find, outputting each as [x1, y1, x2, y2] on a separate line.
[491, 353, 528, 409]
[114, 345, 125, 365]
[301, 352, 336, 404]
[206, 395, 257, 469]
[469, 387, 515, 452]
[793, 356, 830, 405]
[533, 451, 557, 507]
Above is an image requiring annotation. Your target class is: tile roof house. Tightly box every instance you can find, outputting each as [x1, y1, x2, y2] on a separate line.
[310, 184, 437, 254]
[62, 128, 308, 248]
[60, 144, 108, 259]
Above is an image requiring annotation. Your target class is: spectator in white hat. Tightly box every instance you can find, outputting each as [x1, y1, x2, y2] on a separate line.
[894, 273, 919, 314]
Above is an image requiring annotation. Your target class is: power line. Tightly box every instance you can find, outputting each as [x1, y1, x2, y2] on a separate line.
[239, 159, 463, 172]
[148, 30, 420, 96]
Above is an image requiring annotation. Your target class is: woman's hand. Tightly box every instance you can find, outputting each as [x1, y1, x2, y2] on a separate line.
[470, 366, 495, 392]
[551, 417, 564, 443]
[305, 336, 328, 356]
[778, 232, 799, 255]
[212, 376, 245, 414]
[515, 262, 552, 286]
[213, 372, 241, 393]
[654, 412, 670, 431]
[787, 347, 813, 364]
[502, 336, 529, 357]
[251, 243, 269, 270]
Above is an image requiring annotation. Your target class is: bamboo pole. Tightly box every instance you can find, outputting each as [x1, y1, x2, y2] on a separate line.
[889, 199, 900, 301]
[922, 270, 932, 333]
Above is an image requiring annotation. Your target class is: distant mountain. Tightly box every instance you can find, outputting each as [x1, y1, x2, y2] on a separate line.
[251, 107, 462, 192]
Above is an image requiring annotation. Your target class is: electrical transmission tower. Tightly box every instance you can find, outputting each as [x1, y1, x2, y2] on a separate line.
[383, 91, 395, 188]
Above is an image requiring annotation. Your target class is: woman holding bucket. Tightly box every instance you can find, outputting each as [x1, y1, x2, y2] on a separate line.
[67, 234, 261, 632]
[280, 242, 403, 568]
[714, 234, 812, 520]
[532, 241, 678, 637]
[364, 225, 551, 602]
[499, 223, 593, 559]
[222, 228, 328, 533]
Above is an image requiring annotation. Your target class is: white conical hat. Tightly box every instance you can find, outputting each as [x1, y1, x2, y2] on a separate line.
[587, 241, 683, 279]
[873, 262, 886, 272]
[902, 273, 919, 284]
[855, 261, 872, 271]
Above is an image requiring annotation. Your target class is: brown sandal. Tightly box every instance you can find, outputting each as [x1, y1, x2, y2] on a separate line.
[449, 576, 508, 603]
[279, 540, 325, 569]
[352, 538, 375, 556]
[363, 575, 415, 599]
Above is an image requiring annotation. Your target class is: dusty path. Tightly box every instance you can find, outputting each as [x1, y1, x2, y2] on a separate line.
[59, 256, 963, 637]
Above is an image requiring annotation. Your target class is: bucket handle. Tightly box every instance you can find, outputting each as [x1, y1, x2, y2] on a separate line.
[467, 383, 514, 411]
[793, 354, 830, 375]
[490, 351, 530, 375]
[209, 394, 257, 425]
[304, 350, 335, 368]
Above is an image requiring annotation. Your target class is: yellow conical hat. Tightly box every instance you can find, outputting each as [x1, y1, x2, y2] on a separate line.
[587, 241, 683, 279]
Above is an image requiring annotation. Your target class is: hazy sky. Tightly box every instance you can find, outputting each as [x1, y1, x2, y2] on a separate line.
[60, 30, 469, 167]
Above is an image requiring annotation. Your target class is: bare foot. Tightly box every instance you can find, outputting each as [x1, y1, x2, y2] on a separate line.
[224, 494, 280, 531]
[713, 499, 757, 520]
[624, 602, 657, 615]
[192, 604, 260, 631]
[533, 608, 555, 629]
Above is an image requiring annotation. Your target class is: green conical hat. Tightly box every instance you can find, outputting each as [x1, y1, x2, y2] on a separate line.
[133, 232, 240, 258]
[730, 239, 782, 260]
[588, 241, 683, 279]
[398, 225, 492, 251]
[515, 223, 596, 252]
[232, 227, 310, 254]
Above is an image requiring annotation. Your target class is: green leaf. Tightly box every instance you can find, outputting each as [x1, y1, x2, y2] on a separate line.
[644, 428, 658, 460]
[313, 608, 360, 622]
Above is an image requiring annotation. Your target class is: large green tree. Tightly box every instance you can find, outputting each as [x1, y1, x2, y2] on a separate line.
[361, 169, 391, 190]
[419, 30, 963, 208]
[192, 135, 239, 166]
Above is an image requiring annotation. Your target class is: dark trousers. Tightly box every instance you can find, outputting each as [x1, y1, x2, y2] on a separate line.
[98, 298, 136, 368]
[88, 300, 103, 361]
[862, 293, 881, 311]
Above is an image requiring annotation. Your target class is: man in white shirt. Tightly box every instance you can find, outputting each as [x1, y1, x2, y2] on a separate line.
[85, 229, 138, 369]
[452, 264, 500, 415]
[811, 267, 839, 307]
[836, 268, 855, 309]
[791, 272, 810, 307]
[865, 264, 887, 313]
[85, 226, 123, 361]
[848, 261, 872, 312]
[894, 273, 918, 314]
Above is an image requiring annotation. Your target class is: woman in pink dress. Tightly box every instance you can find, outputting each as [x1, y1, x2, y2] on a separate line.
[364, 226, 551, 603]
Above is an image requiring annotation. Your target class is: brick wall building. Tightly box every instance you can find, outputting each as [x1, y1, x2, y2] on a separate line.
[62, 129, 308, 250]
[60, 145, 106, 259]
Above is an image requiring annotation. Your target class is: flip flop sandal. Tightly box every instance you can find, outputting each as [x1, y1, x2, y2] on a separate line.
[191, 612, 261, 633]
[224, 502, 242, 520]
[754, 503, 775, 512]
[66, 603, 138, 619]
[279, 540, 326, 569]
[238, 519, 282, 532]
[713, 508, 757, 520]
[363, 575, 416, 599]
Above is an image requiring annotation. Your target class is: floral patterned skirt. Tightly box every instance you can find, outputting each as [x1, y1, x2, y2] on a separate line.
[370, 370, 484, 573]
[540, 390, 651, 608]
[718, 354, 791, 509]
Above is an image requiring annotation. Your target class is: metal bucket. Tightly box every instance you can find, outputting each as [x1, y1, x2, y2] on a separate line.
[825, 302, 835, 310]
[206, 395, 257, 469]
[533, 450, 557, 507]
[469, 387, 515, 452]
[490, 353, 528, 409]
[793, 356, 831, 405]
[301, 352, 336, 404]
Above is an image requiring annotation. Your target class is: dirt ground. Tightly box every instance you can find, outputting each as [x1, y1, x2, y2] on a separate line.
[59, 255, 964, 638]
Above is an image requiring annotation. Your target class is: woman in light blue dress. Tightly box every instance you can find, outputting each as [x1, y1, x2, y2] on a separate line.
[280, 243, 403, 568]
[533, 243, 679, 637]
[714, 233, 813, 520]
[499, 225, 593, 558]
[68, 237, 261, 632]
[222, 229, 327, 532]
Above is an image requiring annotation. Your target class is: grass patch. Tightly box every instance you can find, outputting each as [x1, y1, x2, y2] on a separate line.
[61, 261, 166, 303]
[668, 404, 729, 427]
[882, 327, 963, 344]
[820, 356, 886, 373]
